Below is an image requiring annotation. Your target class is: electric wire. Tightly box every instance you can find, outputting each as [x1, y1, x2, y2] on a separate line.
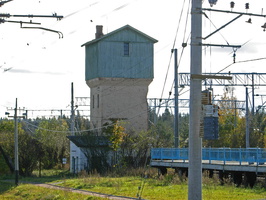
[169, 0, 191, 96]
[2, 3, 164, 119]
[23, 99, 152, 134]
[1, 0, 185, 123]
[158, 0, 187, 102]
[77, 0, 190, 119]
[157, 0, 191, 116]
[177, 56, 266, 98]
[1, 0, 160, 119]
[203, 12, 230, 46]
[23, 119, 113, 134]
[217, 57, 266, 74]
[4, 1, 266, 125]
[169, 32, 191, 98]
[136, 145, 151, 199]
[0, 0, 137, 74]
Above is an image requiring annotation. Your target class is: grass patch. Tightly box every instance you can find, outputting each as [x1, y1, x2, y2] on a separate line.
[56, 174, 266, 200]
[1, 169, 266, 199]
[0, 181, 14, 194]
[0, 182, 107, 200]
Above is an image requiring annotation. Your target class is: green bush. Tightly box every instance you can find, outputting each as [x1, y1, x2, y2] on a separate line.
[0, 153, 10, 175]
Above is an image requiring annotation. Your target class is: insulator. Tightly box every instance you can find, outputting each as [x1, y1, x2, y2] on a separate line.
[245, 3, 249, 10]
[261, 23, 266, 31]
[230, 1, 235, 9]
[246, 18, 252, 24]
[208, 0, 218, 7]
[233, 52, 236, 63]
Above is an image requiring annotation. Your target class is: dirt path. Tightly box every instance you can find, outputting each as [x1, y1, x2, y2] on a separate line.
[33, 182, 140, 200]
[2, 180, 141, 200]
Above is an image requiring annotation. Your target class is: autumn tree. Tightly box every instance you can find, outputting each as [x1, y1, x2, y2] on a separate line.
[104, 119, 127, 151]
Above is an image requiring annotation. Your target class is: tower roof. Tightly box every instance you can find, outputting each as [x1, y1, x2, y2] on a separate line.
[81, 24, 158, 47]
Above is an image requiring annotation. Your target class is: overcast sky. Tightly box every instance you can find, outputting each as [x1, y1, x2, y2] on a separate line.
[1, 0, 266, 118]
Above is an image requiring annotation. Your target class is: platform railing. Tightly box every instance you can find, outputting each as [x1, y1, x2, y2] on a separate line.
[151, 148, 266, 166]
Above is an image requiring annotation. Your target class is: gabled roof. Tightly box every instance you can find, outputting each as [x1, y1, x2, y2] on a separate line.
[81, 24, 158, 47]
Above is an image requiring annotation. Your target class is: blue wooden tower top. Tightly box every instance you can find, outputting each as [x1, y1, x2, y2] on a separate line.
[82, 25, 158, 81]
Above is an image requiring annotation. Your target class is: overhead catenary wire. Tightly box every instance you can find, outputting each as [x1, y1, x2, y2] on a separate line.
[168, 0, 192, 97]
[1, 0, 160, 117]
[156, 0, 191, 116]
[217, 57, 266, 74]
[0, 0, 137, 74]
[23, 103, 152, 134]
[176, 56, 266, 98]
[2, 0, 266, 119]
[1, 0, 190, 121]
[158, 0, 188, 102]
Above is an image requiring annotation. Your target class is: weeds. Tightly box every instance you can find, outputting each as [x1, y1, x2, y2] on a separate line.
[1, 168, 266, 200]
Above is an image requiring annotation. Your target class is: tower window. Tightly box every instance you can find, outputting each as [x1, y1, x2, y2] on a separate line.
[124, 42, 129, 56]
[92, 95, 95, 109]
[97, 94, 99, 108]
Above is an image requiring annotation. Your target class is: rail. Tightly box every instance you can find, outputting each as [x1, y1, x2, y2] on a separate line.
[151, 148, 266, 165]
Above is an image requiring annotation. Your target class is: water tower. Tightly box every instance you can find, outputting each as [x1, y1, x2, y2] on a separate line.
[82, 25, 158, 133]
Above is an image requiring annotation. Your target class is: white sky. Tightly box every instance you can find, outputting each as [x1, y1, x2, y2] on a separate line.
[1, 0, 266, 118]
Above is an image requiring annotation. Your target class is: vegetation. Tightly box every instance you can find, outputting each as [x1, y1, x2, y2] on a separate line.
[0, 118, 71, 176]
[1, 90, 266, 176]
[0, 169, 265, 200]
[204, 86, 265, 148]
[0, 182, 106, 200]
[0, 151, 10, 175]
[0, 86, 266, 198]
[35, 118, 70, 169]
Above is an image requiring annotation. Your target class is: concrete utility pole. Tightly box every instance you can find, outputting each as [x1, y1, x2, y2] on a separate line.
[187, 2, 266, 198]
[173, 49, 179, 148]
[5, 99, 26, 186]
[70, 82, 77, 174]
[14, 98, 19, 186]
[71, 82, 75, 136]
[188, 0, 202, 199]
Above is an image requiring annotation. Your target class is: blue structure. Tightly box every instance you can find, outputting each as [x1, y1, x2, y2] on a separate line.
[204, 117, 219, 140]
[151, 148, 266, 165]
[82, 24, 157, 81]
[151, 148, 266, 187]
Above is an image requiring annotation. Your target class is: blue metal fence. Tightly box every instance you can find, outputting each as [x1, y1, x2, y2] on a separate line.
[151, 148, 266, 165]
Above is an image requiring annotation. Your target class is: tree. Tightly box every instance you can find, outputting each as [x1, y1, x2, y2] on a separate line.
[251, 110, 265, 148]
[116, 109, 176, 169]
[0, 119, 16, 156]
[0, 119, 42, 176]
[17, 127, 43, 176]
[104, 119, 127, 151]
[179, 113, 189, 147]
[35, 118, 69, 169]
[116, 129, 154, 169]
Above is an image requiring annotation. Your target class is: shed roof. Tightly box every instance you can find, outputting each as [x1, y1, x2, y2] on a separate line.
[81, 24, 158, 47]
[67, 135, 110, 148]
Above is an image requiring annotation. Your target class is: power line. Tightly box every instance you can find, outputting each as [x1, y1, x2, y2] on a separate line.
[159, 0, 188, 101]
[217, 57, 266, 73]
